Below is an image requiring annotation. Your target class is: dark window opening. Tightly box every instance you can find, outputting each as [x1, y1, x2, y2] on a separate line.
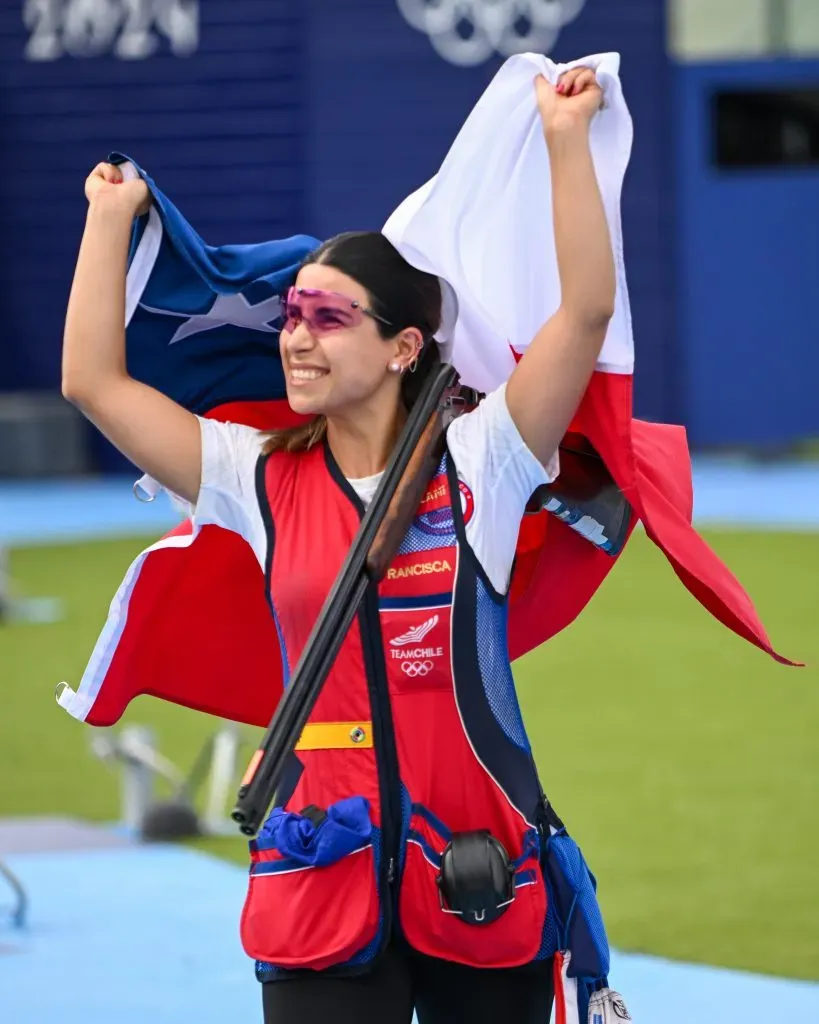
[713, 88, 819, 168]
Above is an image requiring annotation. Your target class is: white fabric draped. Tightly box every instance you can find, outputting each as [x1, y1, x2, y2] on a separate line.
[383, 51, 635, 394]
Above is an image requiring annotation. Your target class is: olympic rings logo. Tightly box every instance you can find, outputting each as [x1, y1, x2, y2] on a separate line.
[395, 0, 587, 67]
[401, 660, 435, 677]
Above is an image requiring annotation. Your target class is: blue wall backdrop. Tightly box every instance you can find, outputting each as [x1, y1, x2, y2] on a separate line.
[7, 2, 814, 468]
[300, 0, 675, 427]
[674, 59, 819, 449]
[0, 0, 307, 395]
[1, 0, 309, 469]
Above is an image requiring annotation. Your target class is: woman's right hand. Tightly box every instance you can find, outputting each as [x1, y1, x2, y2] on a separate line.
[84, 162, 151, 217]
[535, 66, 604, 140]
[65, 160, 201, 505]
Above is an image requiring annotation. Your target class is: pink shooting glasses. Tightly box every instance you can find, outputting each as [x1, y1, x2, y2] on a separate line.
[282, 287, 393, 337]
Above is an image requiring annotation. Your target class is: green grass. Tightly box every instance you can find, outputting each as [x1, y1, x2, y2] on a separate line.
[1, 530, 817, 979]
[1, 534, 258, 877]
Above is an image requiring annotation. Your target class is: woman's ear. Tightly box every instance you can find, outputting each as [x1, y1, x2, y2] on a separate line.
[395, 328, 424, 366]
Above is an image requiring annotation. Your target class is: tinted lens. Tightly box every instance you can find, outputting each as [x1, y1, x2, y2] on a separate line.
[282, 288, 301, 334]
[282, 288, 365, 336]
[288, 290, 364, 333]
[310, 303, 358, 332]
[282, 309, 301, 334]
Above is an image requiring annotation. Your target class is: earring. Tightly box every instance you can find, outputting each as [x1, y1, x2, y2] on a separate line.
[408, 340, 423, 374]
[388, 361, 401, 373]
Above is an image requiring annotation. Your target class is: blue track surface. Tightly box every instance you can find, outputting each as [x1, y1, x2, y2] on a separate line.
[0, 479, 181, 546]
[1, 459, 819, 546]
[2, 845, 818, 1024]
[0, 848, 259, 1024]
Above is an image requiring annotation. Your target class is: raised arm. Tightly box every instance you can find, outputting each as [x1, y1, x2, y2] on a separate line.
[61, 163, 202, 504]
[505, 67, 616, 467]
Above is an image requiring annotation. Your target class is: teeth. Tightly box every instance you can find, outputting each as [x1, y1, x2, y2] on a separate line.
[291, 369, 327, 381]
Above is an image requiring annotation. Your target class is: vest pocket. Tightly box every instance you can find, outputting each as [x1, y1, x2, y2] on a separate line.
[399, 803, 547, 968]
[540, 827, 611, 979]
[240, 797, 382, 971]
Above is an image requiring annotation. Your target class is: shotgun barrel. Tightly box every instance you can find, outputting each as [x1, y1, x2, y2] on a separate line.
[232, 362, 458, 837]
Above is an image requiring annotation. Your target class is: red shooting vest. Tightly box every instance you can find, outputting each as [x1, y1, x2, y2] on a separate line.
[240, 442, 550, 976]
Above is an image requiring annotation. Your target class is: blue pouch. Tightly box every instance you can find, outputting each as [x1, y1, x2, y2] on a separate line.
[541, 825, 610, 981]
[254, 795, 372, 866]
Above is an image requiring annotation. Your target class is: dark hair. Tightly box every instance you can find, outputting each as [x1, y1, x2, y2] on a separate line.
[263, 232, 443, 454]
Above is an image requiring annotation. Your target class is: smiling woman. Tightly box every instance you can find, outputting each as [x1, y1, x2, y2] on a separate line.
[61, 65, 618, 1024]
[262, 232, 444, 464]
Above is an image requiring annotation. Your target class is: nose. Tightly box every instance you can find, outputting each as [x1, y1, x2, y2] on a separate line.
[284, 320, 318, 356]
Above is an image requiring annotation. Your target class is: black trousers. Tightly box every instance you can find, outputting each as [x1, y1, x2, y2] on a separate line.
[262, 939, 554, 1024]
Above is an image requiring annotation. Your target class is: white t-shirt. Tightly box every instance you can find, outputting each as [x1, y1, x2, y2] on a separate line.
[195, 383, 557, 595]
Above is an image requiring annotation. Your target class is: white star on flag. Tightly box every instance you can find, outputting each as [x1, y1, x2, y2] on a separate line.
[139, 292, 282, 344]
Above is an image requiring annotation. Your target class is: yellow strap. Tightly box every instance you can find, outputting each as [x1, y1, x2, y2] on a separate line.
[295, 721, 373, 751]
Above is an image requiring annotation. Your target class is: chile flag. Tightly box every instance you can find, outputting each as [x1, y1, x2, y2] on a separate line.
[57, 53, 794, 730]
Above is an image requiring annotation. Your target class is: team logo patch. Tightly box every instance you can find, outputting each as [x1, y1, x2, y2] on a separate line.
[419, 474, 449, 511]
[390, 615, 440, 646]
[414, 473, 473, 536]
[387, 613, 446, 671]
[416, 473, 453, 536]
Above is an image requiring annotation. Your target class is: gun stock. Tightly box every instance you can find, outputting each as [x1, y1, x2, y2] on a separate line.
[366, 410, 446, 581]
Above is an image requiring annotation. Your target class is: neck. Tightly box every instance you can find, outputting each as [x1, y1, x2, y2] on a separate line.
[325, 401, 406, 479]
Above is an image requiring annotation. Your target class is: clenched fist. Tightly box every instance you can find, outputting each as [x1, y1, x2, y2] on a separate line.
[535, 66, 604, 138]
[84, 162, 151, 217]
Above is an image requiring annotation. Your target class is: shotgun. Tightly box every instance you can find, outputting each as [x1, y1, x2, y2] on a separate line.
[232, 361, 459, 836]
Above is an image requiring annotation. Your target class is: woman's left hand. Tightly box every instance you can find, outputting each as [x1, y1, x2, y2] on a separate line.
[535, 66, 604, 138]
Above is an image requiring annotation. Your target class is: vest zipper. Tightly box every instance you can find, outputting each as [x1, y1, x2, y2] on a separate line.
[358, 585, 403, 952]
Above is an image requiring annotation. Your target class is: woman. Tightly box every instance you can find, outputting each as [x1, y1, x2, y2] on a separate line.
[63, 67, 611, 1023]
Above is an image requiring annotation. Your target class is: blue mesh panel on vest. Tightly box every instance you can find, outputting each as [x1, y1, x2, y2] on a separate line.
[537, 899, 561, 960]
[475, 578, 530, 751]
[397, 515, 456, 556]
[543, 831, 610, 980]
[570, 874, 610, 979]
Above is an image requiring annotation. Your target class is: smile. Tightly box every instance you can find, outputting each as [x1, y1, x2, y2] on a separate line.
[289, 368, 329, 384]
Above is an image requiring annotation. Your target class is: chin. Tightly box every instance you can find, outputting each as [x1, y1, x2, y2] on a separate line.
[286, 390, 326, 417]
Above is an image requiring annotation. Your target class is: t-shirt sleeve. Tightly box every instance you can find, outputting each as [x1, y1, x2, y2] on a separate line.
[194, 417, 268, 571]
[445, 382, 559, 595]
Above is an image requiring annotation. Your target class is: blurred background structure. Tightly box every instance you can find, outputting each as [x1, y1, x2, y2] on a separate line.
[1, 2, 818, 1022]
